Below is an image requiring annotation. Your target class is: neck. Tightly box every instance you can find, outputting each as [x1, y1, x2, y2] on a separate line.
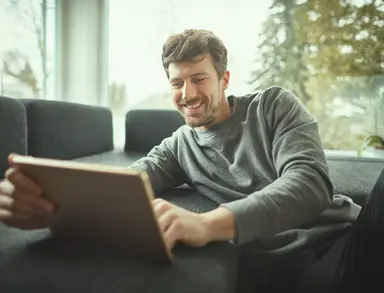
[199, 96, 232, 130]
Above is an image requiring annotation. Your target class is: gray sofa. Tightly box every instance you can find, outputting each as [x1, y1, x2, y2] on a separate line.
[0, 96, 236, 293]
[0, 95, 383, 293]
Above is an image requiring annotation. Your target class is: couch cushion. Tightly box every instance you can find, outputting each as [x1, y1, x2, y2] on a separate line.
[76, 147, 384, 208]
[124, 109, 185, 152]
[74, 148, 145, 167]
[21, 99, 114, 160]
[0, 96, 27, 179]
[326, 156, 384, 206]
[0, 189, 237, 293]
[159, 186, 219, 212]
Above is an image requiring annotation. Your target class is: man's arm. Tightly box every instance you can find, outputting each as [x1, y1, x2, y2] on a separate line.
[129, 129, 187, 194]
[149, 87, 333, 248]
[200, 207, 236, 242]
[219, 87, 333, 245]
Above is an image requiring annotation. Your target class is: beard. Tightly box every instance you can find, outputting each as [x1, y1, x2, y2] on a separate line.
[179, 97, 222, 128]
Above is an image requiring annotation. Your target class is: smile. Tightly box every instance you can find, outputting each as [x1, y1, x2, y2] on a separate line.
[184, 101, 203, 110]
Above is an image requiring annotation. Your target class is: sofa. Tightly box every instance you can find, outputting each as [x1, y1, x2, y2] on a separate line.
[0, 95, 383, 293]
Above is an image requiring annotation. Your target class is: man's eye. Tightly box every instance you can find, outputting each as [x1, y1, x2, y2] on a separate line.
[193, 78, 206, 84]
[172, 82, 183, 88]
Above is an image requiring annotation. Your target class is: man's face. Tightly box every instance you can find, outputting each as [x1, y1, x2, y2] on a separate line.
[168, 54, 230, 129]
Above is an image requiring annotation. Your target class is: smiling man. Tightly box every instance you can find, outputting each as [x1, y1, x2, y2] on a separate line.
[1, 29, 383, 292]
[132, 30, 336, 253]
[168, 54, 231, 129]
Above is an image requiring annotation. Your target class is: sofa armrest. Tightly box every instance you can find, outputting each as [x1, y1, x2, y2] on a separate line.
[0, 96, 28, 178]
[21, 99, 114, 160]
[326, 156, 384, 206]
[124, 109, 185, 152]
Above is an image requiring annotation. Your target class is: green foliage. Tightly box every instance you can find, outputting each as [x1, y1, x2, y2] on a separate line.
[250, 0, 384, 150]
[249, 0, 311, 103]
[357, 134, 384, 156]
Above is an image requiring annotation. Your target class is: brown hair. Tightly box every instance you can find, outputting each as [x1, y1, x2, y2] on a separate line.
[161, 29, 228, 80]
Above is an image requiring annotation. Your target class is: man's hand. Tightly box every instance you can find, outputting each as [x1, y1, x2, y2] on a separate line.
[153, 198, 236, 250]
[0, 154, 55, 229]
[153, 198, 210, 250]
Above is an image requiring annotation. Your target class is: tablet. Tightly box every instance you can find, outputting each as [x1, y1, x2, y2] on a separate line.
[12, 155, 172, 263]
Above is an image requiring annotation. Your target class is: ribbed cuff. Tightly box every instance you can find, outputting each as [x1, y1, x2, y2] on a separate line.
[220, 194, 272, 245]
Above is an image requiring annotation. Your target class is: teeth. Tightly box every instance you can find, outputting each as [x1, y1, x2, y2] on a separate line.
[185, 101, 202, 109]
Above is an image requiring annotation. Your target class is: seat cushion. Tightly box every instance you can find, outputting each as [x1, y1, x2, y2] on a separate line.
[326, 156, 384, 206]
[73, 149, 146, 167]
[76, 149, 384, 207]
[0, 96, 27, 179]
[0, 189, 237, 293]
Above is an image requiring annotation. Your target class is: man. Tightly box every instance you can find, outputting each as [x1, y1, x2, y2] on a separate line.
[0, 29, 382, 292]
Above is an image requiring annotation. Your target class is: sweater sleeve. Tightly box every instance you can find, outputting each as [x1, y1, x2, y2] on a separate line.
[128, 129, 187, 194]
[221, 86, 334, 245]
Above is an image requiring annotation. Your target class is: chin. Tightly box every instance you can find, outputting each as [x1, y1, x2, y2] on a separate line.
[185, 116, 214, 128]
[184, 118, 202, 128]
[185, 120, 202, 128]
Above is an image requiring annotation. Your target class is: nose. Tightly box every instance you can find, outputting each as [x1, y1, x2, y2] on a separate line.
[182, 82, 197, 101]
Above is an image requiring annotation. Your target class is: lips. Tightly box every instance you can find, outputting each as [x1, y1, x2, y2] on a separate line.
[184, 100, 203, 109]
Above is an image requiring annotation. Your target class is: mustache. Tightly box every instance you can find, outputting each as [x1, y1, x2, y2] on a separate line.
[180, 97, 204, 107]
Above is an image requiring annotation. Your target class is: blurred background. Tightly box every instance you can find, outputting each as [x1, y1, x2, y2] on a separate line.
[0, 0, 383, 153]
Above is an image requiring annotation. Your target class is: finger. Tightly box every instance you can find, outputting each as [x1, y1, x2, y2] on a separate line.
[157, 209, 177, 232]
[0, 208, 31, 221]
[0, 194, 49, 217]
[5, 168, 43, 196]
[0, 179, 15, 195]
[0, 180, 54, 213]
[153, 199, 172, 218]
[13, 191, 55, 213]
[152, 197, 163, 204]
[8, 153, 18, 165]
[164, 219, 182, 250]
[152, 197, 166, 208]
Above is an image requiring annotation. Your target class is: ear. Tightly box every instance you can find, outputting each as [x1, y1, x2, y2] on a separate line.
[222, 70, 230, 91]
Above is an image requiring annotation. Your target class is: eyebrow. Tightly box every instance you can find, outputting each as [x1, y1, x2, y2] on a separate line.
[169, 72, 209, 83]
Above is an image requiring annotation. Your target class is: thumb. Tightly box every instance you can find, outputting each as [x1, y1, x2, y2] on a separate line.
[8, 153, 21, 165]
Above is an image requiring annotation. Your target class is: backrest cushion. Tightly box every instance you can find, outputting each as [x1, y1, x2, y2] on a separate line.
[0, 96, 27, 178]
[21, 99, 114, 160]
[124, 109, 185, 152]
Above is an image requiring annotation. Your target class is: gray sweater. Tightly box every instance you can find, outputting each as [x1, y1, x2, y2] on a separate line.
[130, 86, 360, 253]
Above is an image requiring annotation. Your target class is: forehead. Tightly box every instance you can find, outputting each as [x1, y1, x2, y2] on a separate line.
[168, 54, 216, 80]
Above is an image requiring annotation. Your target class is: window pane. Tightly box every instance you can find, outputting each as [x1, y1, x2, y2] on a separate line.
[0, 0, 55, 100]
[108, 0, 384, 151]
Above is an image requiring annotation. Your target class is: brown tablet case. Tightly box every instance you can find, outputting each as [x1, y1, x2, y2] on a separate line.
[12, 156, 172, 263]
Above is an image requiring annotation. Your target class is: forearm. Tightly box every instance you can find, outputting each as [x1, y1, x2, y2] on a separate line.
[221, 165, 332, 244]
[129, 157, 185, 193]
[129, 145, 186, 193]
[197, 167, 331, 246]
[200, 207, 236, 242]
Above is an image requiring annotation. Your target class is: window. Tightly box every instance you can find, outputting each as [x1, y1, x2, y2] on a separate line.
[108, 0, 383, 153]
[0, 0, 55, 100]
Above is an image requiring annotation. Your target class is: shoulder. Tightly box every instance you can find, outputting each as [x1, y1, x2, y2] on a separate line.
[250, 86, 311, 119]
[262, 86, 315, 131]
[233, 86, 300, 108]
[234, 86, 314, 130]
[257, 86, 303, 110]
